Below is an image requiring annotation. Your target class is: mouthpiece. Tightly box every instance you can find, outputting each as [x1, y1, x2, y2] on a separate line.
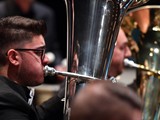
[44, 65, 56, 76]
[124, 59, 144, 68]
[124, 59, 160, 75]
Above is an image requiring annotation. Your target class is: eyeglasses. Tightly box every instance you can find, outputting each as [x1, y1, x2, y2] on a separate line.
[14, 48, 45, 61]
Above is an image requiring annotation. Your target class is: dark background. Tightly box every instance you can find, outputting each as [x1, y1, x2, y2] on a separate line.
[38, 0, 67, 59]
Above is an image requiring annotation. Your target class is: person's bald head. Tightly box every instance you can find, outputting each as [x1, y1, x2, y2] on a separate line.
[70, 80, 142, 120]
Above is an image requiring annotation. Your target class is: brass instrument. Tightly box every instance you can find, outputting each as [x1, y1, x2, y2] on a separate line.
[44, 0, 149, 120]
[63, 0, 148, 119]
[122, 5, 160, 120]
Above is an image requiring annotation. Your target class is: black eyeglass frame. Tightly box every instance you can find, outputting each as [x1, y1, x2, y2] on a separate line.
[14, 48, 46, 61]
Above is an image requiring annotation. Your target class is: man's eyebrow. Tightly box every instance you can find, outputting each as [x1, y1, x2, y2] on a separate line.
[36, 46, 46, 49]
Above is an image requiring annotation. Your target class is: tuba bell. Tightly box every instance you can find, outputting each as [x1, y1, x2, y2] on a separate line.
[62, 0, 149, 119]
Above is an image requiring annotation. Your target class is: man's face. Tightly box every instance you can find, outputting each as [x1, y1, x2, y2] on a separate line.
[17, 35, 49, 86]
[108, 28, 131, 77]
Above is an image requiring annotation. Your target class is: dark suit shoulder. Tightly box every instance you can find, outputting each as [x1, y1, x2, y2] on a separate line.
[0, 76, 29, 107]
[0, 76, 38, 120]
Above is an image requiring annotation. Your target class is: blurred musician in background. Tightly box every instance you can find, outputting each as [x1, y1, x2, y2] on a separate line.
[108, 27, 141, 91]
[70, 80, 143, 120]
[108, 27, 132, 78]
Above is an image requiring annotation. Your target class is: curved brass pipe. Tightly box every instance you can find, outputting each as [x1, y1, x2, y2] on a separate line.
[44, 65, 97, 80]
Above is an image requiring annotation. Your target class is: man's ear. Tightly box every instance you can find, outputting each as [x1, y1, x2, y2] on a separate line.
[7, 49, 20, 66]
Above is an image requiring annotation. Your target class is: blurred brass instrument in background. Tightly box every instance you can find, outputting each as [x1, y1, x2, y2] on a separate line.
[122, 5, 160, 120]
[124, 58, 160, 75]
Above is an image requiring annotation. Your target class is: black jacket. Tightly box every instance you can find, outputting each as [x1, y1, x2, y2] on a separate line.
[0, 76, 64, 120]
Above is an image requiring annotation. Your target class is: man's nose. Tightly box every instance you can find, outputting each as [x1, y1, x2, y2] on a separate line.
[42, 54, 49, 65]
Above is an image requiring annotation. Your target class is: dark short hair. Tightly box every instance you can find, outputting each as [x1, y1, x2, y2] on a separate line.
[0, 16, 47, 65]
